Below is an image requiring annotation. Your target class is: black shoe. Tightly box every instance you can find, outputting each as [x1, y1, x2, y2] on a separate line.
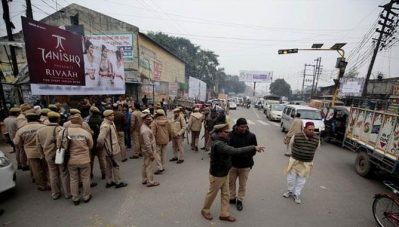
[236, 200, 243, 211]
[169, 157, 178, 162]
[115, 182, 128, 189]
[284, 153, 291, 157]
[130, 156, 139, 159]
[154, 170, 163, 175]
[106, 182, 116, 188]
[121, 159, 128, 162]
[101, 173, 106, 180]
[176, 160, 184, 164]
[73, 200, 80, 206]
[52, 194, 61, 200]
[229, 198, 237, 204]
[90, 182, 98, 187]
[22, 166, 30, 171]
[195, 146, 199, 152]
[139, 154, 143, 157]
[83, 195, 92, 203]
[200, 147, 206, 150]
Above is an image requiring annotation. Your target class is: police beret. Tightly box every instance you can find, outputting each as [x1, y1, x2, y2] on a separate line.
[20, 103, 33, 112]
[41, 108, 51, 114]
[9, 107, 20, 113]
[112, 103, 118, 108]
[90, 106, 100, 113]
[210, 123, 229, 134]
[103, 110, 114, 117]
[47, 111, 60, 119]
[173, 107, 181, 112]
[48, 104, 58, 111]
[155, 103, 161, 108]
[142, 109, 150, 114]
[25, 112, 40, 120]
[156, 109, 165, 116]
[69, 113, 81, 120]
[141, 112, 151, 119]
[193, 108, 199, 112]
[70, 108, 81, 115]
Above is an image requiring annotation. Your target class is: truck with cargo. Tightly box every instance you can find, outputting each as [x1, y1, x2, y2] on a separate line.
[343, 107, 399, 177]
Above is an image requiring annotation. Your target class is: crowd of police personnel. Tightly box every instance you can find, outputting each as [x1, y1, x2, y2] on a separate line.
[2, 99, 221, 206]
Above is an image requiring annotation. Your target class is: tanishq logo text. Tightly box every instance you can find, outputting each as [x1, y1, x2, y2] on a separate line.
[37, 34, 81, 67]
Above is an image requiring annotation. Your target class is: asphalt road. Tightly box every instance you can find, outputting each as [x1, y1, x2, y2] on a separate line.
[0, 107, 390, 227]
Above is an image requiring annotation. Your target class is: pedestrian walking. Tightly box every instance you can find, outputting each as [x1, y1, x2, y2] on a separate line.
[130, 103, 143, 159]
[201, 122, 264, 222]
[282, 122, 320, 204]
[151, 109, 172, 174]
[88, 106, 106, 180]
[97, 110, 128, 189]
[188, 108, 204, 152]
[140, 112, 160, 187]
[113, 104, 128, 162]
[14, 113, 48, 191]
[36, 111, 70, 200]
[228, 118, 257, 211]
[3, 108, 20, 154]
[58, 114, 93, 205]
[202, 108, 217, 152]
[170, 107, 186, 164]
[284, 113, 303, 156]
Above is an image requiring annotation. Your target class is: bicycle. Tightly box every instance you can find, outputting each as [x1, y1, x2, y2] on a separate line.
[372, 181, 399, 227]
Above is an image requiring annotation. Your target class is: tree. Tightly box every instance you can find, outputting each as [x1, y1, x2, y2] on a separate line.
[269, 79, 292, 97]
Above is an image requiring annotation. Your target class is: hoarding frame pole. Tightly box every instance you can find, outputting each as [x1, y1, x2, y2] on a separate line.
[253, 82, 256, 97]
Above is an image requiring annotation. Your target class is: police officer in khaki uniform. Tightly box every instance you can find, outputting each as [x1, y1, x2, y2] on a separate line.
[58, 114, 93, 205]
[36, 111, 70, 200]
[170, 107, 186, 164]
[16, 104, 32, 170]
[40, 108, 51, 125]
[113, 104, 128, 162]
[140, 112, 159, 187]
[131, 103, 143, 159]
[97, 110, 128, 189]
[151, 109, 172, 174]
[188, 108, 204, 151]
[14, 113, 48, 190]
[3, 108, 20, 155]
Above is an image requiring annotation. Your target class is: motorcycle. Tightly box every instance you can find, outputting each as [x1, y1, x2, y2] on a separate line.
[246, 103, 251, 109]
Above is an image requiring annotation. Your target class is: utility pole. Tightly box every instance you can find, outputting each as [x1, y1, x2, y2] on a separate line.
[253, 82, 256, 97]
[302, 64, 315, 100]
[2, 0, 19, 77]
[26, 0, 33, 19]
[363, 0, 399, 96]
[312, 57, 322, 97]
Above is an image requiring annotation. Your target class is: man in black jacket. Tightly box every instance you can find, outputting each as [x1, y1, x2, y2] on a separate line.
[228, 118, 257, 211]
[201, 122, 264, 222]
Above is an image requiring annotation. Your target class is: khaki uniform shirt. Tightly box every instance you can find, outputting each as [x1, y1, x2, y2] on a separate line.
[171, 115, 186, 138]
[36, 123, 63, 162]
[151, 116, 172, 145]
[57, 124, 93, 165]
[140, 123, 156, 155]
[14, 122, 45, 159]
[188, 112, 203, 132]
[3, 116, 17, 138]
[63, 120, 93, 135]
[40, 116, 50, 125]
[97, 119, 120, 156]
[131, 110, 143, 133]
[16, 113, 28, 129]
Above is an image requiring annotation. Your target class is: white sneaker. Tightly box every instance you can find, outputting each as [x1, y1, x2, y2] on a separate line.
[293, 195, 301, 204]
[282, 191, 292, 198]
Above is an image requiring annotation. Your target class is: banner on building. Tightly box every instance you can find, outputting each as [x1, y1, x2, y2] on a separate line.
[239, 70, 273, 82]
[339, 77, 365, 97]
[24, 18, 127, 95]
[188, 77, 206, 101]
[22, 17, 85, 86]
[88, 34, 134, 62]
[169, 82, 178, 97]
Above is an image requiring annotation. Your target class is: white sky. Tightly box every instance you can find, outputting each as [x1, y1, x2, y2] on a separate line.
[1, 0, 399, 92]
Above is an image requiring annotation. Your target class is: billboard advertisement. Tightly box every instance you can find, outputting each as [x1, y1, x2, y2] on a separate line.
[239, 70, 273, 82]
[22, 17, 85, 86]
[88, 34, 134, 62]
[188, 76, 206, 101]
[339, 77, 365, 97]
[23, 18, 127, 95]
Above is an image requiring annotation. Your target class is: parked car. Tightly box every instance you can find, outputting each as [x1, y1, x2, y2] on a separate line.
[265, 104, 285, 121]
[229, 101, 237, 110]
[281, 105, 325, 136]
[0, 150, 16, 194]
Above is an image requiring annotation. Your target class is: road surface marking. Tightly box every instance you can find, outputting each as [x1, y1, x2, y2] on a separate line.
[247, 119, 255, 125]
[257, 120, 269, 126]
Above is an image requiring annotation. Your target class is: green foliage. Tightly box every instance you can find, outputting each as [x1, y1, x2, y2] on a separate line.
[147, 32, 245, 94]
[269, 79, 292, 97]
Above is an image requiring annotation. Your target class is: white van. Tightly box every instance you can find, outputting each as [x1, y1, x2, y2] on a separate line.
[281, 105, 325, 135]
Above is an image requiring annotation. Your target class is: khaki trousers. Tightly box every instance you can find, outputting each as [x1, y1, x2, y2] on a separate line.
[229, 167, 250, 201]
[117, 131, 127, 160]
[202, 174, 230, 217]
[47, 160, 70, 198]
[156, 144, 167, 171]
[190, 131, 200, 149]
[29, 158, 47, 190]
[132, 131, 141, 156]
[105, 153, 121, 184]
[16, 145, 28, 168]
[172, 136, 184, 160]
[68, 163, 91, 201]
[142, 154, 156, 184]
[90, 148, 106, 178]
